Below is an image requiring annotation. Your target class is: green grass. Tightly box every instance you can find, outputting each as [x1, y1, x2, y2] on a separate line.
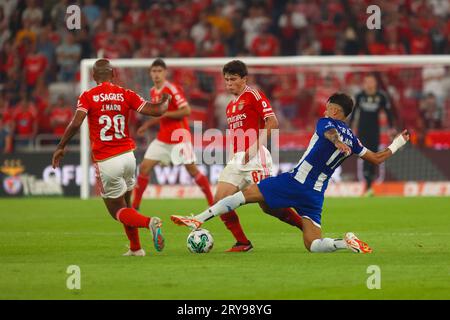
[0, 197, 449, 300]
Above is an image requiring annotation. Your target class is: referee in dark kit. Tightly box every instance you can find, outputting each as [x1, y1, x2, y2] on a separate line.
[350, 74, 396, 196]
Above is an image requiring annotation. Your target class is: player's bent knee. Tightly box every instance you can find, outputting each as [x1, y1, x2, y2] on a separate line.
[139, 162, 154, 176]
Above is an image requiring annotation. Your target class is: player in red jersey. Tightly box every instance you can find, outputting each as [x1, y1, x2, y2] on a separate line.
[132, 58, 214, 209]
[185, 60, 303, 252]
[52, 59, 170, 256]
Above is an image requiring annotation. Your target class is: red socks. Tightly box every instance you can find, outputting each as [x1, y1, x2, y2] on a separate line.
[132, 174, 149, 209]
[267, 208, 303, 230]
[116, 207, 151, 228]
[123, 225, 141, 251]
[194, 173, 214, 205]
[220, 210, 250, 244]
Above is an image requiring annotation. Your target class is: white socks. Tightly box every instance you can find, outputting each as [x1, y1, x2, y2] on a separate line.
[196, 191, 246, 222]
[310, 238, 348, 253]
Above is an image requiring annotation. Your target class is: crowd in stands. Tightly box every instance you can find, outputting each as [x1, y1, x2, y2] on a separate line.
[0, 0, 449, 152]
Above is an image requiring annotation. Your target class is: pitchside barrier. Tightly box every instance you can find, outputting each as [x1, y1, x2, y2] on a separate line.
[1, 148, 449, 197]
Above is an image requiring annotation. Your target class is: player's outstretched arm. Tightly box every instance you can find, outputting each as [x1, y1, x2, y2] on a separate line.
[163, 104, 191, 119]
[361, 130, 410, 165]
[139, 93, 171, 117]
[52, 110, 87, 168]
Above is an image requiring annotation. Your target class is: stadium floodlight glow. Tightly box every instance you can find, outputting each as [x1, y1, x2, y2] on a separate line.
[79, 55, 450, 199]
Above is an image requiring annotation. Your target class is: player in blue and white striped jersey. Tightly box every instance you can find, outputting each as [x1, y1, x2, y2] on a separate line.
[171, 93, 410, 253]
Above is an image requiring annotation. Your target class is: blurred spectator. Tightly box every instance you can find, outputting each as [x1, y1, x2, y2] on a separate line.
[22, 0, 43, 32]
[201, 27, 226, 57]
[385, 31, 406, 55]
[206, 4, 234, 39]
[0, 10, 11, 51]
[242, 5, 270, 50]
[422, 65, 447, 107]
[13, 95, 37, 143]
[315, 16, 338, 55]
[429, 0, 450, 18]
[0, 97, 13, 153]
[82, 0, 101, 28]
[77, 27, 93, 60]
[115, 22, 134, 58]
[430, 18, 448, 54]
[56, 32, 81, 82]
[172, 29, 196, 58]
[420, 93, 443, 130]
[23, 42, 48, 94]
[410, 28, 432, 54]
[221, 0, 244, 18]
[15, 18, 36, 49]
[49, 95, 73, 137]
[0, 0, 18, 22]
[342, 27, 360, 55]
[191, 11, 210, 48]
[366, 31, 387, 55]
[271, 75, 299, 131]
[36, 25, 56, 71]
[278, 1, 308, 56]
[250, 26, 279, 57]
[50, 0, 68, 30]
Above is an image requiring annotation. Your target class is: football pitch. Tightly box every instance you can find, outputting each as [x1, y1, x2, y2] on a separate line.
[0, 197, 449, 300]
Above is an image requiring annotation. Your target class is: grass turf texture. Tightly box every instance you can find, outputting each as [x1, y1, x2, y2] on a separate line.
[0, 197, 449, 300]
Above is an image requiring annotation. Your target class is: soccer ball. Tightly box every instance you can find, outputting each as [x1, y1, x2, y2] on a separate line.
[187, 228, 214, 253]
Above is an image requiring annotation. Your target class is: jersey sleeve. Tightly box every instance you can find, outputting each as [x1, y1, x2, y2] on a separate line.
[168, 85, 188, 109]
[352, 135, 368, 157]
[125, 89, 146, 113]
[76, 92, 90, 114]
[316, 118, 337, 137]
[253, 90, 275, 120]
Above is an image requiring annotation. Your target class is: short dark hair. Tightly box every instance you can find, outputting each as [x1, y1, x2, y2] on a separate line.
[327, 93, 354, 117]
[151, 58, 166, 69]
[223, 60, 248, 78]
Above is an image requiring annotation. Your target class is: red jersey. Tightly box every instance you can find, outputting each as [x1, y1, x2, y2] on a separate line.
[226, 86, 275, 153]
[14, 108, 36, 136]
[24, 53, 47, 86]
[76, 82, 146, 162]
[150, 81, 190, 144]
[50, 107, 73, 136]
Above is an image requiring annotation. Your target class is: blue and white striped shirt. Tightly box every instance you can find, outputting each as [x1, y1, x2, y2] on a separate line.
[290, 117, 367, 193]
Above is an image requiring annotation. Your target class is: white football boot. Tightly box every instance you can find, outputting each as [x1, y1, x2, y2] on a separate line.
[123, 248, 146, 256]
[344, 232, 373, 253]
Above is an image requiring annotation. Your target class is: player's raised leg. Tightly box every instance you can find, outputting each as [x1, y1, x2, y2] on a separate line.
[185, 163, 214, 206]
[132, 159, 159, 210]
[171, 183, 263, 227]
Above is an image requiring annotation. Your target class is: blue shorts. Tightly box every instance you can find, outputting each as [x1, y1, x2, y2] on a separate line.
[257, 172, 324, 227]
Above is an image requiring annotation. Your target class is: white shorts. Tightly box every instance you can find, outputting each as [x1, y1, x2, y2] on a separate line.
[143, 139, 196, 165]
[94, 151, 136, 199]
[218, 147, 273, 190]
